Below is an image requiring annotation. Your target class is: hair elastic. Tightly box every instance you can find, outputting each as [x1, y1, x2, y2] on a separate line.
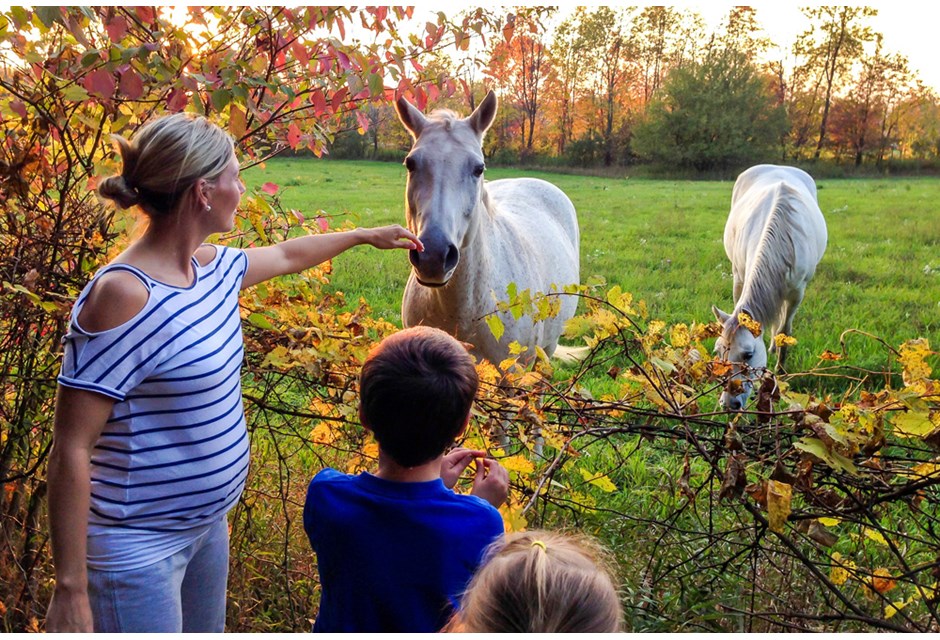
[531, 540, 547, 551]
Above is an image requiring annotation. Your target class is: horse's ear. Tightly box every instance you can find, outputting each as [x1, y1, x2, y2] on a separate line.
[467, 90, 497, 136]
[712, 305, 731, 324]
[395, 95, 427, 139]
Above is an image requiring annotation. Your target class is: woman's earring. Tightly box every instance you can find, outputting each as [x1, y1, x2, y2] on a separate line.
[206, 204, 212, 211]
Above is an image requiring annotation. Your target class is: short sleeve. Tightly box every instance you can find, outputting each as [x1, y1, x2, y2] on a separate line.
[57, 287, 168, 401]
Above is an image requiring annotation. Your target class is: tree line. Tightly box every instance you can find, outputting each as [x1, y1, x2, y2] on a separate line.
[339, 7, 940, 172]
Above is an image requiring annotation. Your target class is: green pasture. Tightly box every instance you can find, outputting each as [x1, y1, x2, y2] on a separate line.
[242, 158, 939, 394]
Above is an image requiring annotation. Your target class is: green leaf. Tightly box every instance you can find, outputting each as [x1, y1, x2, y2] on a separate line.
[891, 411, 935, 439]
[794, 437, 857, 475]
[62, 84, 89, 101]
[247, 312, 273, 330]
[485, 314, 504, 342]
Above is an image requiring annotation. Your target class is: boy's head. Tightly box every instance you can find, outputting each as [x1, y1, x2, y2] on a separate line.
[359, 326, 479, 468]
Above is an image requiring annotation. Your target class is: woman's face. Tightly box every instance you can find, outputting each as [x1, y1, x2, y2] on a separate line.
[207, 154, 245, 232]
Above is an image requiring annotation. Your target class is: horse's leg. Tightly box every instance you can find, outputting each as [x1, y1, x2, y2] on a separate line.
[775, 289, 805, 373]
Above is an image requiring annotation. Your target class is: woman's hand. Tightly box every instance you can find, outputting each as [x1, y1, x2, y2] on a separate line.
[46, 585, 94, 632]
[361, 225, 423, 251]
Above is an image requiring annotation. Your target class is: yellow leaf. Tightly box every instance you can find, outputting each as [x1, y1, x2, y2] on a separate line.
[885, 599, 908, 619]
[819, 517, 841, 527]
[737, 311, 762, 336]
[774, 333, 797, 348]
[829, 551, 856, 586]
[501, 455, 535, 476]
[863, 528, 888, 546]
[579, 469, 617, 493]
[670, 323, 690, 348]
[898, 337, 933, 385]
[309, 423, 337, 445]
[362, 442, 379, 460]
[907, 461, 940, 480]
[499, 501, 528, 532]
[767, 479, 792, 533]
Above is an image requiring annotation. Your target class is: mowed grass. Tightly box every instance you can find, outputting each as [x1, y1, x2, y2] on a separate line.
[242, 158, 939, 394]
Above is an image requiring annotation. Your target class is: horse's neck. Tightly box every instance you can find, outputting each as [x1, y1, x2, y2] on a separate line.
[736, 192, 794, 328]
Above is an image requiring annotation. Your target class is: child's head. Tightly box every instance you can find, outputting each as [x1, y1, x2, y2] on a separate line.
[359, 326, 478, 468]
[453, 530, 623, 633]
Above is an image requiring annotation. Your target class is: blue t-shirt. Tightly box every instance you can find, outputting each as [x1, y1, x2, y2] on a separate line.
[303, 468, 505, 632]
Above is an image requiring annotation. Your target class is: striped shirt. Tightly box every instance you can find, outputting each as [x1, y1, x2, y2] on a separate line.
[58, 245, 250, 547]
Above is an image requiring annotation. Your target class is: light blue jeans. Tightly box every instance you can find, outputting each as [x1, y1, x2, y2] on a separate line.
[87, 517, 229, 632]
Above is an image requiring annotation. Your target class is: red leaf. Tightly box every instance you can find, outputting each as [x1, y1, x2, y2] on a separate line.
[291, 40, 309, 67]
[119, 69, 144, 100]
[337, 51, 351, 70]
[10, 100, 27, 118]
[166, 88, 188, 112]
[331, 87, 348, 110]
[83, 69, 116, 98]
[316, 216, 329, 232]
[135, 7, 155, 24]
[311, 89, 327, 116]
[261, 182, 279, 195]
[106, 16, 127, 42]
[287, 123, 301, 149]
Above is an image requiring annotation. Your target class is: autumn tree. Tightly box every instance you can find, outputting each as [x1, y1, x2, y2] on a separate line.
[484, 9, 556, 155]
[793, 6, 877, 159]
[630, 6, 703, 105]
[633, 47, 786, 171]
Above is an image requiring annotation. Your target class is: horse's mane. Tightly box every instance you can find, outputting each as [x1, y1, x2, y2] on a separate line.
[428, 109, 459, 131]
[736, 183, 805, 332]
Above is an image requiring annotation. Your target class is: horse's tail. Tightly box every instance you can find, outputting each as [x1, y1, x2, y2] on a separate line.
[552, 344, 590, 365]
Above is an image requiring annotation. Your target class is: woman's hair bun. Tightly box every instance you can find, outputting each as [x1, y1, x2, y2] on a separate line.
[97, 174, 141, 210]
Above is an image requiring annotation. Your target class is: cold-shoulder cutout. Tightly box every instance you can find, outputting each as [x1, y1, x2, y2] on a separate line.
[195, 244, 219, 267]
[76, 269, 151, 333]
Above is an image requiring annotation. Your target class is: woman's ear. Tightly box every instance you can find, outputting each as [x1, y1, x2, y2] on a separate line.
[191, 178, 212, 211]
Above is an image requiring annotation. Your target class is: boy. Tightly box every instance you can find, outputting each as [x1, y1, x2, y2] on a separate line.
[303, 326, 509, 632]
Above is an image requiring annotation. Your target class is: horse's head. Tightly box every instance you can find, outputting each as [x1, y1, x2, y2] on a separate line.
[395, 91, 498, 287]
[712, 305, 768, 411]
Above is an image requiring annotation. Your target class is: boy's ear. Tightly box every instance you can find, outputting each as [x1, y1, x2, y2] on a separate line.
[455, 407, 472, 440]
[358, 405, 373, 433]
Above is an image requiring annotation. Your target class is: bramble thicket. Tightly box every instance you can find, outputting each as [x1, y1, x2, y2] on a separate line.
[1, 7, 938, 632]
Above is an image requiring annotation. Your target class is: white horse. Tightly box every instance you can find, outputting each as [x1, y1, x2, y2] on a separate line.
[712, 164, 827, 411]
[395, 90, 580, 365]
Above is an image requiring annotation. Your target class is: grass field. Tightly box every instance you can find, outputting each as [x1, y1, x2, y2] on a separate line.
[242, 158, 939, 393]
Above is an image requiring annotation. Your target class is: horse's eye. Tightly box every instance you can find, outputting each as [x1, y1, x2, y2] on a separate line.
[404, 156, 416, 172]
[742, 351, 754, 361]
[472, 163, 485, 178]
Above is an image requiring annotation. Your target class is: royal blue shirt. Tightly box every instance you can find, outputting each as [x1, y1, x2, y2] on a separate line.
[303, 468, 504, 632]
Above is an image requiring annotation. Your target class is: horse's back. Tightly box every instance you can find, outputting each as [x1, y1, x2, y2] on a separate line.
[487, 178, 579, 247]
[725, 165, 827, 304]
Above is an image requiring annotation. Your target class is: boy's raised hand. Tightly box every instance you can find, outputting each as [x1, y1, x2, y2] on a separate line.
[441, 447, 486, 489]
[471, 457, 509, 508]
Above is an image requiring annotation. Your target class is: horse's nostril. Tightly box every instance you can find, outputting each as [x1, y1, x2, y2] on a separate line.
[408, 248, 421, 268]
[444, 244, 459, 271]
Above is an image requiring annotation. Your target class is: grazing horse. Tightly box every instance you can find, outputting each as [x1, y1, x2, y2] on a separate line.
[395, 91, 580, 365]
[712, 164, 827, 411]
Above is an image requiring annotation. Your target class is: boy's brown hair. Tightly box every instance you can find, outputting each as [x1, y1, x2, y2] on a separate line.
[359, 326, 478, 468]
[450, 530, 624, 633]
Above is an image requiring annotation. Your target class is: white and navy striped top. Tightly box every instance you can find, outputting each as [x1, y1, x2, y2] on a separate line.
[59, 245, 251, 536]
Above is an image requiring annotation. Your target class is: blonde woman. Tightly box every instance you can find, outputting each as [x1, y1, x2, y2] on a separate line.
[447, 530, 624, 633]
[44, 113, 422, 632]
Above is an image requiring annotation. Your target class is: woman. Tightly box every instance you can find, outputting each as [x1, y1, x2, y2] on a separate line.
[45, 113, 422, 632]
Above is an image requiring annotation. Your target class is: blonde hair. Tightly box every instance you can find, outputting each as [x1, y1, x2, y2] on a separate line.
[97, 113, 234, 217]
[452, 530, 624, 633]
